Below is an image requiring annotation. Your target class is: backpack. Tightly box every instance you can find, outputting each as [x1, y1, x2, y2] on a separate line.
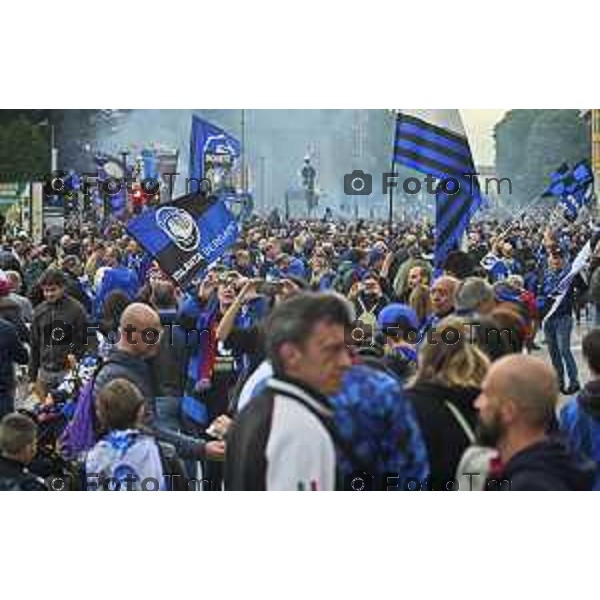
[449, 401, 511, 491]
[59, 358, 116, 461]
[455, 446, 502, 491]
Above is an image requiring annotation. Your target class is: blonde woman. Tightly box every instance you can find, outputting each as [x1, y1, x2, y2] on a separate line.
[408, 283, 432, 330]
[404, 316, 491, 490]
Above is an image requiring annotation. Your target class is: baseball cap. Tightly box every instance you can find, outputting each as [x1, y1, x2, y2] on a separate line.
[377, 303, 419, 332]
[368, 248, 385, 265]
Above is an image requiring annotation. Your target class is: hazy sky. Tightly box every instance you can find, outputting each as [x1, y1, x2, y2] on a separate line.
[461, 109, 508, 166]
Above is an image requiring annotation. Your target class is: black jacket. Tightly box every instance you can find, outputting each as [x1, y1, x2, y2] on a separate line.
[93, 348, 159, 401]
[29, 294, 87, 380]
[0, 250, 22, 277]
[0, 318, 28, 401]
[404, 381, 480, 491]
[361, 350, 416, 386]
[64, 272, 92, 315]
[0, 456, 48, 491]
[501, 438, 595, 491]
[0, 297, 29, 343]
[156, 308, 187, 398]
[588, 264, 600, 304]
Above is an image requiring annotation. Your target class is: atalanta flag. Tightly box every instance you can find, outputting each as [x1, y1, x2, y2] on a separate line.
[189, 116, 241, 183]
[126, 193, 239, 287]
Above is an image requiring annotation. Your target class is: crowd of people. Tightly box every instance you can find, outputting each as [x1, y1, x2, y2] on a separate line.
[1, 210, 600, 490]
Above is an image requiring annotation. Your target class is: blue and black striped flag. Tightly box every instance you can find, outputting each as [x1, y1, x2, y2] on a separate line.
[393, 110, 483, 270]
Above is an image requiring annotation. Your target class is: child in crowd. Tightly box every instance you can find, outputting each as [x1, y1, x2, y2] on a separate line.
[0, 412, 47, 491]
[85, 379, 165, 491]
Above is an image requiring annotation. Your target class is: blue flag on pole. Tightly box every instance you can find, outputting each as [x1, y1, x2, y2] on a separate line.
[126, 193, 239, 287]
[572, 159, 594, 207]
[393, 110, 483, 270]
[573, 160, 594, 187]
[189, 116, 241, 186]
[542, 163, 570, 198]
[542, 229, 600, 325]
[542, 161, 594, 219]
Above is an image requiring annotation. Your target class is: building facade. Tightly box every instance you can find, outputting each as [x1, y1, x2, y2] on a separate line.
[592, 110, 600, 189]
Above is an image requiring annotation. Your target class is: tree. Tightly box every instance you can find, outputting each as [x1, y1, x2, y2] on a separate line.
[495, 109, 590, 207]
[523, 110, 590, 199]
[495, 110, 541, 181]
[0, 112, 51, 182]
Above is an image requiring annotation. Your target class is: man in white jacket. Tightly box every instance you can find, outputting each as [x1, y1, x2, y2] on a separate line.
[224, 292, 354, 491]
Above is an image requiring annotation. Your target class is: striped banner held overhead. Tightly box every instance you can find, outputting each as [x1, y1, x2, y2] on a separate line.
[393, 110, 483, 270]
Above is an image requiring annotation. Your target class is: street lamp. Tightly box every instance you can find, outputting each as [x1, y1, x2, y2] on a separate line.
[301, 156, 317, 218]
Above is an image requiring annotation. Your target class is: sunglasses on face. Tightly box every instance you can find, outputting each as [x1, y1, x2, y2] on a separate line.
[219, 276, 243, 289]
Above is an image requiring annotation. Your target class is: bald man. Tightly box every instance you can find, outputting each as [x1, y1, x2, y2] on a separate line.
[93, 303, 224, 464]
[476, 355, 594, 490]
[93, 303, 165, 405]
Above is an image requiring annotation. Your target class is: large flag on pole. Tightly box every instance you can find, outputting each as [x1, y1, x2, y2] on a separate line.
[542, 163, 570, 198]
[189, 116, 241, 184]
[541, 160, 595, 221]
[393, 110, 483, 269]
[127, 193, 239, 287]
[572, 159, 594, 207]
[541, 230, 600, 326]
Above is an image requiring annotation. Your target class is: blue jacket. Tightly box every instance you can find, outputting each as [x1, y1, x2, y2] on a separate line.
[489, 258, 521, 282]
[330, 364, 429, 489]
[286, 257, 307, 280]
[559, 380, 600, 489]
[94, 267, 140, 320]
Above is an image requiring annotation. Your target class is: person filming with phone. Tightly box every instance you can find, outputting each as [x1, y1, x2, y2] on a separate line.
[178, 270, 272, 487]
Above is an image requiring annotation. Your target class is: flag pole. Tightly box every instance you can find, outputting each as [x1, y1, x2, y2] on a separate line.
[388, 110, 397, 229]
[241, 109, 247, 195]
[495, 193, 545, 240]
[388, 154, 395, 229]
